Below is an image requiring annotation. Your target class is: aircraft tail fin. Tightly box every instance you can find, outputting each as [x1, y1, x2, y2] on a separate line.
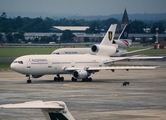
[0, 100, 75, 120]
[100, 24, 117, 45]
[118, 24, 130, 39]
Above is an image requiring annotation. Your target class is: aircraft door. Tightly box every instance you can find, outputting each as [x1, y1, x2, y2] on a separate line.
[24, 59, 31, 73]
[47, 60, 53, 74]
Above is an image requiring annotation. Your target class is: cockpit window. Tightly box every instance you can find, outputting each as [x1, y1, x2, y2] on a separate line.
[13, 61, 23, 64]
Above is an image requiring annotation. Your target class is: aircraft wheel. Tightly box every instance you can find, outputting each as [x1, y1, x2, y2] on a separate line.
[88, 78, 92, 82]
[27, 79, 32, 83]
[60, 77, 64, 81]
[54, 77, 57, 81]
[71, 77, 77, 82]
[82, 78, 86, 82]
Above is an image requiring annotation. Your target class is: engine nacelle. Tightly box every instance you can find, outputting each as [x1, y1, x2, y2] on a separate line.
[32, 75, 43, 78]
[72, 70, 90, 79]
[91, 44, 117, 56]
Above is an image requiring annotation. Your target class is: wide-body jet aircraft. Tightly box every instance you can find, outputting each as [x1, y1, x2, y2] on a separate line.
[51, 24, 131, 56]
[10, 51, 162, 83]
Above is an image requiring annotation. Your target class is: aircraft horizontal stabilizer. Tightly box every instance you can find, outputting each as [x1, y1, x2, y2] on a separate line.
[0, 100, 75, 120]
[0, 100, 63, 109]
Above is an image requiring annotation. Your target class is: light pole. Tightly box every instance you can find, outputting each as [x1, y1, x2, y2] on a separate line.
[155, 27, 159, 44]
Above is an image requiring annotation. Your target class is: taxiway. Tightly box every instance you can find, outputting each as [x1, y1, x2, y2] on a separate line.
[0, 61, 166, 120]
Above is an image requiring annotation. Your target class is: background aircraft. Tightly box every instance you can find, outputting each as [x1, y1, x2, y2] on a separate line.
[51, 24, 131, 56]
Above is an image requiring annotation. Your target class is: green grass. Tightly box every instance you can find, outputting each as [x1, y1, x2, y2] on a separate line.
[0, 47, 57, 57]
[0, 62, 11, 70]
[127, 45, 166, 54]
[0, 45, 166, 58]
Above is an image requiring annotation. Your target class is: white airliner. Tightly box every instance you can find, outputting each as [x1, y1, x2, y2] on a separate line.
[0, 100, 75, 120]
[51, 24, 131, 56]
[10, 51, 162, 83]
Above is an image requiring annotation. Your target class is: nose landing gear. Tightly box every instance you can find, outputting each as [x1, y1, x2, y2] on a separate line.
[26, 75, 32, 83]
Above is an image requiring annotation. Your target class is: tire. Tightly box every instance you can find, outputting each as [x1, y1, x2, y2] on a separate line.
[88, 78, 92, 82]
[54, 77, 57, 81]
[27, 80, 31, 83]
[61, 77, 64, 81]
[72, 77, 77, 82]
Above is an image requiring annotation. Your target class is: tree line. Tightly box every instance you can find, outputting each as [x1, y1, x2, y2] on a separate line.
[1, 12, 165, 33]
[0, 12, 166, 43]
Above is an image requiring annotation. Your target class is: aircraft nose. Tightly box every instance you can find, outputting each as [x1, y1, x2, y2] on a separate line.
[10, 62, 20, 72]
[10, 63, 16, 71]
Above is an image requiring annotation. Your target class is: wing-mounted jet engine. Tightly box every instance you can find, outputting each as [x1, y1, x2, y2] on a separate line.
[72, 70, 92, 82]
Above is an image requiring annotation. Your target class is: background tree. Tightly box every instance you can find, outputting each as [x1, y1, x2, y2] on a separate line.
[150, 22, 165, 33]
[84, 37, 90, 42]
[60, 30, 75, 43]
[13, 31, 25, 43]
[85, 21, 101, 34]
[130, 20, 145, 33]
[5, 32, 14, 43]
[0, 33, 3, 43]
[51, 34, 58, 43]
[0, 12, 7, 19]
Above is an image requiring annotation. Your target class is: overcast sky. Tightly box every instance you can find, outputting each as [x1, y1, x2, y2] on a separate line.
[0, 0, 166, 17]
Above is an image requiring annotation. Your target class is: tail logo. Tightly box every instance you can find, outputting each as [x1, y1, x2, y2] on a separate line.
[108, 31, 113, 41]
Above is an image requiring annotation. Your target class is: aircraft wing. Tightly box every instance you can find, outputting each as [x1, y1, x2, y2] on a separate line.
[65, 65, 158, 71]
[0, 100, 63, 109]
[126, 47, 152, 54]
[103, 55, 163, 64]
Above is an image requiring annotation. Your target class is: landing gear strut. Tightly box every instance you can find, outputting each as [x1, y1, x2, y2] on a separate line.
[26, 75, 32, 83]
[54, 74, 64, 81]
[71, 77, 77, 82]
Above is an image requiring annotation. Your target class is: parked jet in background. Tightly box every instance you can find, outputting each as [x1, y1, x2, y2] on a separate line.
[51, 24, 131, 56]
[113, 24, 131, 48]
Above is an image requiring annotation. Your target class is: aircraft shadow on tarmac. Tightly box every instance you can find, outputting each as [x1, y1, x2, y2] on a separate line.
[16, 78, 132, 84]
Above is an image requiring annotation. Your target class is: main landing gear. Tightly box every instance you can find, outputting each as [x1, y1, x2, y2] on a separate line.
[71, 77, 92, 82]
[26, 75, 32, 83]
[54, 74, 64, 81]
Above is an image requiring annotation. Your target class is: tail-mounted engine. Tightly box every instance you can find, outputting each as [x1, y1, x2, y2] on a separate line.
[91, 44, 117, 56]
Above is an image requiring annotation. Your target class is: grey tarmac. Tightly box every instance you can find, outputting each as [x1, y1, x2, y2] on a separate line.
[0, 60, 166, 120]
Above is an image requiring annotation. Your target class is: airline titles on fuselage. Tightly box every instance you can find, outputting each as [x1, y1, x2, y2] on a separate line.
[29, 59, 48, 64]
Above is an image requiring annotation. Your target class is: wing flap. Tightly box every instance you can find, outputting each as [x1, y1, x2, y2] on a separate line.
[103, 56, 163, 64]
